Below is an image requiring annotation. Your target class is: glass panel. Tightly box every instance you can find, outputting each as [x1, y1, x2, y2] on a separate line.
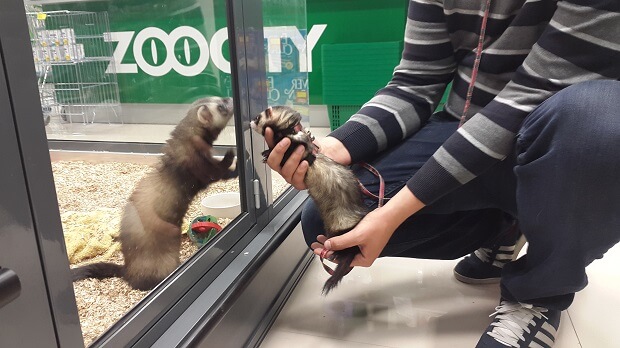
[24, 1, 243, 345]
[261, 0, 308, 201]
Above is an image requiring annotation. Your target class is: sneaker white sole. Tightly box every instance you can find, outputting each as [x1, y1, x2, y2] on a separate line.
[453, 235, 528, 285]
[453, 271, 502, 284]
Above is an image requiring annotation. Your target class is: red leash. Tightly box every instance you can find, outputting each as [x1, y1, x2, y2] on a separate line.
[459, 0, 492, 127]
[358, 162, 388, 208]
[320, 162, 387, 276]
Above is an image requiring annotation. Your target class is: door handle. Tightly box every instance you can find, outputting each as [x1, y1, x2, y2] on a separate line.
[0, 267, 21, 309]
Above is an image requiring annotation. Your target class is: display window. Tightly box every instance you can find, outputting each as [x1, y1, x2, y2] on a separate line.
[0, 0, 310, 346]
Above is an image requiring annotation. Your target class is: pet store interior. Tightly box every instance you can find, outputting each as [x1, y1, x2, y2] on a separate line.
[0, 0, 618, 347]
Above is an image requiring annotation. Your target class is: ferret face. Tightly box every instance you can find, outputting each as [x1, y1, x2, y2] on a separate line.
[250, 106, 302, 136]
[195, 96, 234, 130]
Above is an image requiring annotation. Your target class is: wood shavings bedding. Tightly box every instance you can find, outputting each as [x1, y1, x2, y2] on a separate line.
[51, 159, 288, 345]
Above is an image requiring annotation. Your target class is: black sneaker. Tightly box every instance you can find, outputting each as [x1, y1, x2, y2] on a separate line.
[454, 224, 525, 284]
[476, 300, 561, 348]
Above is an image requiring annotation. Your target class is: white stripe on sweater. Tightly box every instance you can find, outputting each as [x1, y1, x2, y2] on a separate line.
[433, 147, 476, 184]
[458, 128, 505, 160]
[364, 102, 408, 138]
[494, 96, 536, 113]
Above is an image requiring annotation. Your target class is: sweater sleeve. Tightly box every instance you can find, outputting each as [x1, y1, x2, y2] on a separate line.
[407, 0, 620, 205]
[329, 0, 456, 164]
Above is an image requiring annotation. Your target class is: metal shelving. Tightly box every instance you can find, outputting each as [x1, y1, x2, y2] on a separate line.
[27, 10, 122, 125]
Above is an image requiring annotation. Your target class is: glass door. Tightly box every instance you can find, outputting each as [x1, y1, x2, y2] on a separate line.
[1, 0, 312, 345]
[1, 0, 299, 346]
[262, 0, 309, 207]
[22, 1, 255, 345]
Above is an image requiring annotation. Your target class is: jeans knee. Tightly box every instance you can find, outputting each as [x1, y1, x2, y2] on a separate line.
[519, 80, 620, 157]
[300, 199, 325, 248]
[526, 80, 620, 126]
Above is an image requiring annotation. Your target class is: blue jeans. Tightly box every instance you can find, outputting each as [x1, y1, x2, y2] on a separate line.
[302, 80, 620, 310]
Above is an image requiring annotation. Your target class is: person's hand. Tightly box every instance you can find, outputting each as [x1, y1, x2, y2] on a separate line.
[264, 127, 309, 190]
[316, 136, 352, 166]
[264, 128, 352, 190]
[311, 209, 395, 267]
[312, 186, 426, 267]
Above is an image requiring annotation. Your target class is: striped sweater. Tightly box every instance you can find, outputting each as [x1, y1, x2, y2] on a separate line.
[329, 0, 620, 205]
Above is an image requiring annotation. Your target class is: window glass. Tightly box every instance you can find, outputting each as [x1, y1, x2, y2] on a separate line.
[262, 0, 308, 201]
[24, 1, 242, 345]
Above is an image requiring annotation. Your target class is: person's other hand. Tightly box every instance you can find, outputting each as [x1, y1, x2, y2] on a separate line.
[264, 127, 309, 190]
[314, 187, 425, 266]
[311, 209, 395, 267]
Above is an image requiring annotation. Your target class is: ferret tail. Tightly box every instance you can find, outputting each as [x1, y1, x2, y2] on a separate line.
[322, 248, 357, 295]
[71, 262, 123, 281]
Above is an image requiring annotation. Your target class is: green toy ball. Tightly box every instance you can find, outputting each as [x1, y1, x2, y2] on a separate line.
[188, 215, 222, 246]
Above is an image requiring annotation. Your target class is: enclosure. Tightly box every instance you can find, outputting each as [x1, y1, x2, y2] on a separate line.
[1, 0, 312, 346]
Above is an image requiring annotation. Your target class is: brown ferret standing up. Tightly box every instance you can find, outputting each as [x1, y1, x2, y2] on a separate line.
[72, 97, 237, 290]
[250, 106, 367, 294]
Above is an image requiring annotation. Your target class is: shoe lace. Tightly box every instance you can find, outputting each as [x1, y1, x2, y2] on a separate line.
[486, 301, 549, 347]
[474, 247, 492, 262]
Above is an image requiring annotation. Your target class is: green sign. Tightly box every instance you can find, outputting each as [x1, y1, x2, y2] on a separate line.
[43, 0, 408, 105]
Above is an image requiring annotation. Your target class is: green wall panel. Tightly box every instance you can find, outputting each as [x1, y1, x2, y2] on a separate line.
[307, 0, 408, 104]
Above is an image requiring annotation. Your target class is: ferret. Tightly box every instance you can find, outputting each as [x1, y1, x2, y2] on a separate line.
[250, 106, 367, 294]
[71, 97, 237, 290]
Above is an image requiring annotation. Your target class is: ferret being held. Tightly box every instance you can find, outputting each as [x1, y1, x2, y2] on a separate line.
[72, 97, 237, 290]
[250, 106, 367, 294]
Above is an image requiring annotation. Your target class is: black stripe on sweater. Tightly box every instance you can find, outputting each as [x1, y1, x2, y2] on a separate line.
[451, 75, 497, 108]
[510, 1, 558, 26]
[403, 41, 455, 62]
[358, 105, 405, 147]
[391, 70, 454, 88]
[409, 1, 446, 23]
[511, 66, 565, 92]
[537, 26, 620, 78]
[479, 101, 531, 133]
[329, 121, 379, 164]
[380, 87, 435, 120]
[442, 132, 498, 176]
[445, 13, 515, 38]
[453, 50, 529, 74]
[407, 157, 462, 205]
[569, 0, 620, 12]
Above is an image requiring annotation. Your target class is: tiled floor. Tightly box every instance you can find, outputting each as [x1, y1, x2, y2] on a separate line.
[261, 243, 620, 348]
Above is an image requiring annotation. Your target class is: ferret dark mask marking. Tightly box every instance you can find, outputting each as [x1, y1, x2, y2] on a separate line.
[251, 106, 366, 294]
[255, 107, 318, 167]
[71, 97, 238, 290]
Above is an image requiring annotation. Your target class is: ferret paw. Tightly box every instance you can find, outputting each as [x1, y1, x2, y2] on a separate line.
[261, 149, 271, 163]
[225, 168, 239, 179]
[220, 150, 235, 168]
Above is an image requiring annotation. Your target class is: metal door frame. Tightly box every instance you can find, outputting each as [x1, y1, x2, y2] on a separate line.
[0, 1, 84, 346]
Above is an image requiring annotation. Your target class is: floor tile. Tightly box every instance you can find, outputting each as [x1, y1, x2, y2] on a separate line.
[261, 330, 392, 348]
[567, 243, 620, 348]
[262, 256, 586, 348]
[266, 258, 496, 347]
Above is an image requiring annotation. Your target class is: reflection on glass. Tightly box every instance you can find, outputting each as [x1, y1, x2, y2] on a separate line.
[25, 1, 241, 345]
[262, 0, 308, 200]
